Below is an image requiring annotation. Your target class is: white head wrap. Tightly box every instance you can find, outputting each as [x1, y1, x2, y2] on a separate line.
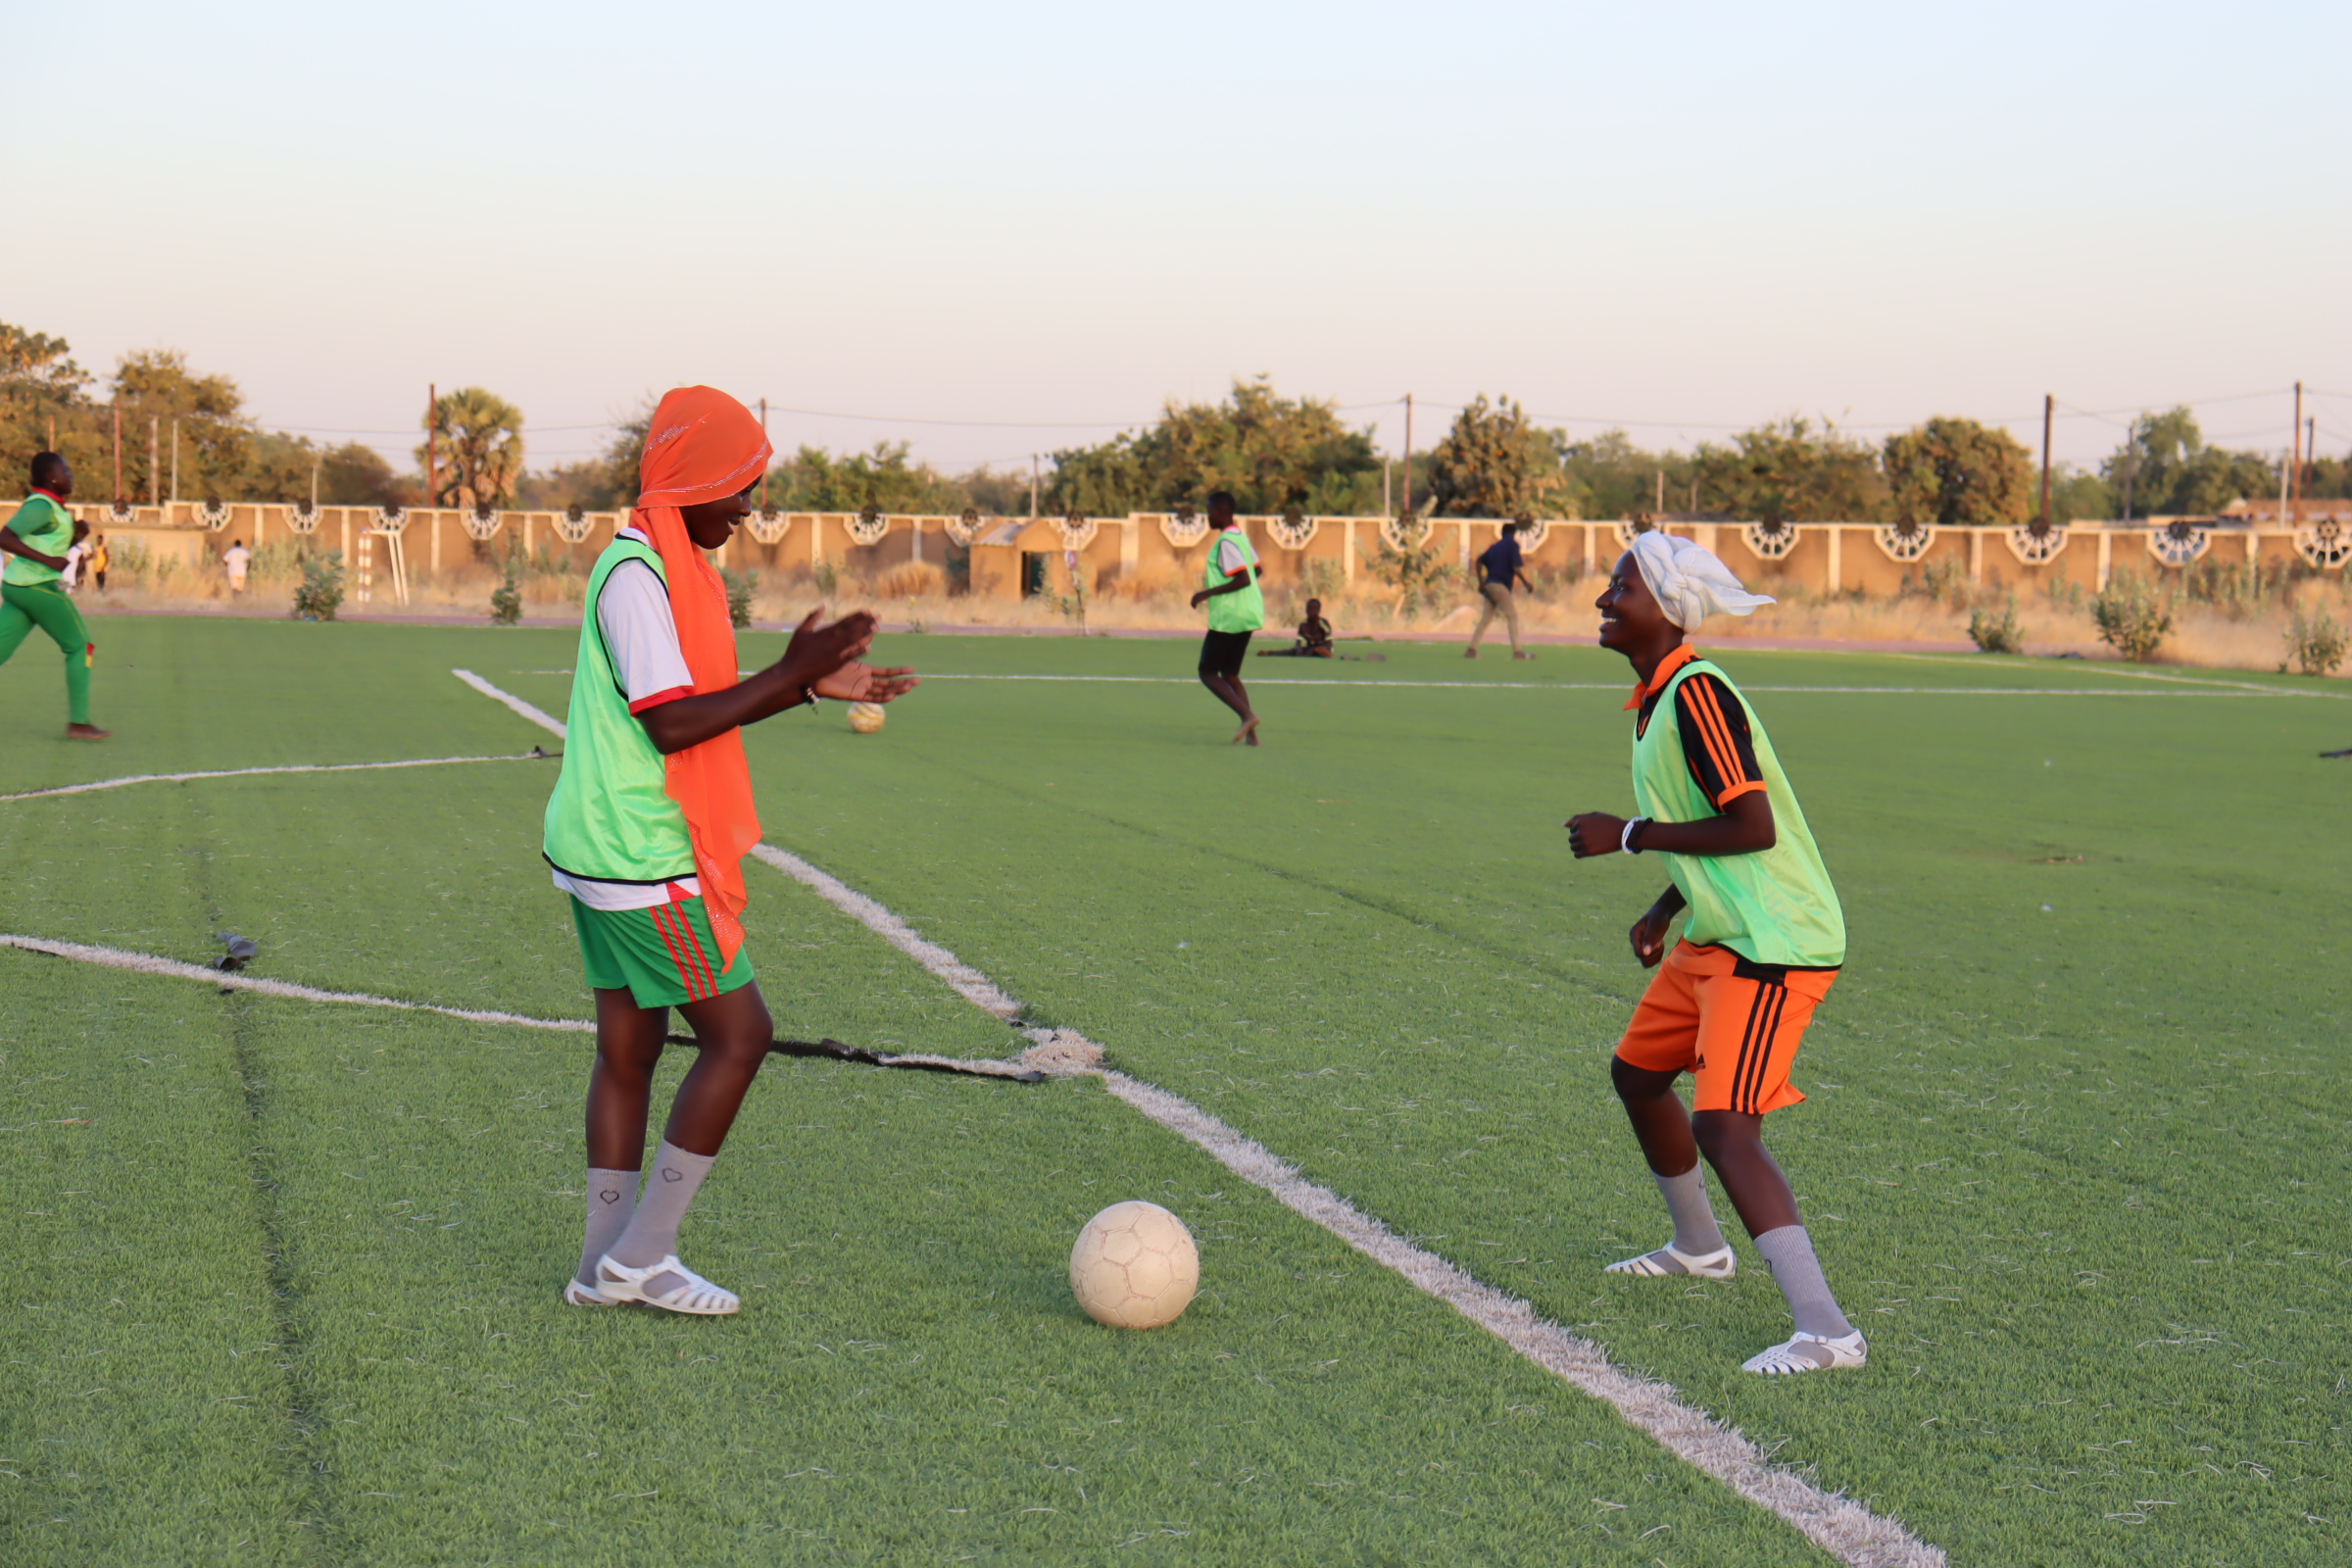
[1629, 532, 1775, 629]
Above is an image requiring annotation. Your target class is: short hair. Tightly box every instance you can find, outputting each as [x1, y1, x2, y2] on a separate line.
[1500, 520, 1519, 536]
[29, 452, 67, 489]
[1205, 490, 1237, 512]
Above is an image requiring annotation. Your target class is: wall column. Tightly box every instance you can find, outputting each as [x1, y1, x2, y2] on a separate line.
[1119, 517, 1138, 577]
[2097, 530, 2112, 588]
[1341, 517, 1355, 583]
[1826, 526, 1841, 594]
[1969, 528, 1984, 583]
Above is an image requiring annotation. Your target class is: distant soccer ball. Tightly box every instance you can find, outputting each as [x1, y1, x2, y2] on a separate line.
[1069, 1200, 1199, 1329]
[847, 702, 886, 734]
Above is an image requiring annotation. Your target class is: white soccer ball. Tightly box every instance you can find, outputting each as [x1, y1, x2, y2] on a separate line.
[1069, 1200, 1200, 1329]
[847, 701, 886, 734]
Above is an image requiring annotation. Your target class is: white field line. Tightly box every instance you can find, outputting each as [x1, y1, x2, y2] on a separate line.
[913, 672, 2314, 698]
[452, 670, 1942, 1561]
[0, 752, 544, 804]
[454, 667, 570, 732]
[0, 933, 1048, 1079]
[0, 933, 593, 1032]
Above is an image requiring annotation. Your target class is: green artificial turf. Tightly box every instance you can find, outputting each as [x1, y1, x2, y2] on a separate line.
[5, 614, 2350, 1565]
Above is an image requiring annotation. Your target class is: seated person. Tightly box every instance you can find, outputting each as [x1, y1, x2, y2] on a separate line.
[1258, 598, 1336, 658]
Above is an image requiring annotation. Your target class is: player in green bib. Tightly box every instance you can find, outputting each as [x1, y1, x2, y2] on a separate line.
[0, 454, 108, 739]
[1566, 533, 1865, 1375]
[546, 385, 916, 1316]
[1188, 491, 1265, 745]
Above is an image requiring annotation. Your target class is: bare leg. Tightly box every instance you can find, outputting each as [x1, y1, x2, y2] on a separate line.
[661, 983, 776, 1155]
[1690, 1110, 1801, 1237]
[1199, 669, 1260, 744]
[1610, 1055, 1698, 1177]
[586, 987, 667, 1171]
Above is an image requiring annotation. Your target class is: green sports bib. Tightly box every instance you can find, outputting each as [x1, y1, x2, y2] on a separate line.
[541, 538, 698, 884]
[1203, 527, 1265, 633]
[1632, 656, 1845, 968]
[3, 496, 72, 587]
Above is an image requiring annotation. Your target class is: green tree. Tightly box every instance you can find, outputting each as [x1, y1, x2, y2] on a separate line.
[2100, 408, 2278, 518]
[418, 386, 524, 509]
[1883, 416, 2034, 528]
[1425, 395, 1564, 517]
[1691, 416, 1886, 523]
[769, 442, 967, 513]
[114, 349, 253, 501]
[1044, 376, 1380, 515]
[0, 321, 92, 485]
[1552, 428, 1696, 520]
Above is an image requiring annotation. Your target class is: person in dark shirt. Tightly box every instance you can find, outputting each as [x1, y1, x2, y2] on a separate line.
[1466, 521, 1533, 660]
[1258, 597, 1335, 658]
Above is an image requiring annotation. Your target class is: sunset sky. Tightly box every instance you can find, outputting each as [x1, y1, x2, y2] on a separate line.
[19, 1, 2350, 473]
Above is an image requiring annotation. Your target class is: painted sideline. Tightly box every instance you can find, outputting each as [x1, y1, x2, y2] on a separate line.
[0, 932, 591, 1032]
[0, 751, 548, 803]
[915, 672, 2316, 698]
[455, 667, 1946, 1567]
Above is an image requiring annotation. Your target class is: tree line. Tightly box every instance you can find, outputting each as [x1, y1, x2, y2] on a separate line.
[7, 319, 2335, 522]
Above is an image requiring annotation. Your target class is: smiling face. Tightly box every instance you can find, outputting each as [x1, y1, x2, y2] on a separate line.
[1594, 550, 1676, 655]
[679, 484, 756, 551]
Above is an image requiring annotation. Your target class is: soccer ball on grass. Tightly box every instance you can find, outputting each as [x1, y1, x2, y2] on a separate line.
[1069, 1200, 1199, 1329]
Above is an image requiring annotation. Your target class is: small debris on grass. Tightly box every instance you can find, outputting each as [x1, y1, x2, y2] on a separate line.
[212, 933, 259, 972]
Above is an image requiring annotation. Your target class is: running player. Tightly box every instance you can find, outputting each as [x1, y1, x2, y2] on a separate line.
[0, 453, 108, 739]
[1565, 533, 1863, 1374]
[547, 385, 915, 1315]
[1188, 491, 1264, 744]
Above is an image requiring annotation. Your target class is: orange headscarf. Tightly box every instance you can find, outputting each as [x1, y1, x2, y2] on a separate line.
[636, 386, 773, 966]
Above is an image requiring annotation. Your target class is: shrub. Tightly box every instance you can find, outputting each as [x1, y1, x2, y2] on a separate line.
[292, 552, 345, 621]
[2282, 606, 2349, 676]
[1366, 543, 1462, 619]
[810, 559, 840, 598]
[1903, 556, 1970, 609]
[875, 561, 944, 599]
[489, 563, 523, 625]
[2088, 571, 2172, 662]
[1968, 594, 2024, 655]
[719, 566, 759, 629]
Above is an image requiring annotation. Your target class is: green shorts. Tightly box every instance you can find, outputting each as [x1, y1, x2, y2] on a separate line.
[569, 895, 757, 1008]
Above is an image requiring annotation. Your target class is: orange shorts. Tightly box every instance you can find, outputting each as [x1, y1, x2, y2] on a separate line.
[1613, 940, 1838, 1115]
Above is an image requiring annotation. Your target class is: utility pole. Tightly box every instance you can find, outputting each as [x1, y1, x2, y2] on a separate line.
[426, 383, 440, 508]
[2291, 381, 2304, 519]
[1382, 457, 1392, 516]
[2039, 394, 2053, 527]
[758, 398, 769, 509]
[1654, 469, 1664, 514]
[148, 416, 159, 506]
[170, 419, 179, 504]
[1401, 395, 1413, 518]
[1030, 455, 1040, 519]
[112, 400, 122, 501]
[311, 451, 320, 510]
[2310, 416, 2320, 508]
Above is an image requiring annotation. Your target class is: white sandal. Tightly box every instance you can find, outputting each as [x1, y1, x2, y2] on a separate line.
[563, 1277, 614, 1307]
[595, 1252, 741, 1316]
[1604, 1243, 1737, 1280]
[1742, 1328, 1868, 1374]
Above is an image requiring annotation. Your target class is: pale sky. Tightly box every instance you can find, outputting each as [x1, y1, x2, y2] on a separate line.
[16, 1, 2349, 475]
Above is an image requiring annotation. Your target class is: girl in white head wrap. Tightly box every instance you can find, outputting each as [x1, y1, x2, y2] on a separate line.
[1628, 532, 1775, 630]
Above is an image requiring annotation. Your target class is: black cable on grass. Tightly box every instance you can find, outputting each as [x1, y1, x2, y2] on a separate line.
[663, 1032, 1046, 1083]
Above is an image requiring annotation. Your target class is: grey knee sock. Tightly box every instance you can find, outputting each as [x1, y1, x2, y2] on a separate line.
[577, 1167, 641, 1287]
[606, 1141, 716, 1271]
[1655, 1166, 1727, 1256]
[1754, 1225, 1855, 1339]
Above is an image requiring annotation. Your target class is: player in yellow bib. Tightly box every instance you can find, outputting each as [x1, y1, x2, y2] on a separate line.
[0, 453, 109, 739]
[1566, 533, 1864, 1376]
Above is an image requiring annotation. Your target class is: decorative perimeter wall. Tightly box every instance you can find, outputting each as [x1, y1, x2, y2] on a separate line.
[37, 498, 2352, 603]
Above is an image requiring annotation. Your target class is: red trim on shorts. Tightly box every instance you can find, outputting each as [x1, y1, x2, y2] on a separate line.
[647, 902, 703, 997]
[653, 902, 717, 999]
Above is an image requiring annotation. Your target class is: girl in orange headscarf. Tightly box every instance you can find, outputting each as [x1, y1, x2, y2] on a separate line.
[543, 385, 917, 1315]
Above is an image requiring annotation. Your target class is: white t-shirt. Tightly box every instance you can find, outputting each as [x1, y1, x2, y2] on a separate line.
[223, 545, 252, 581]
[552, 529, 704, 911]
[1213, 530, 1254, 578]
[62, 542, 86, 588]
